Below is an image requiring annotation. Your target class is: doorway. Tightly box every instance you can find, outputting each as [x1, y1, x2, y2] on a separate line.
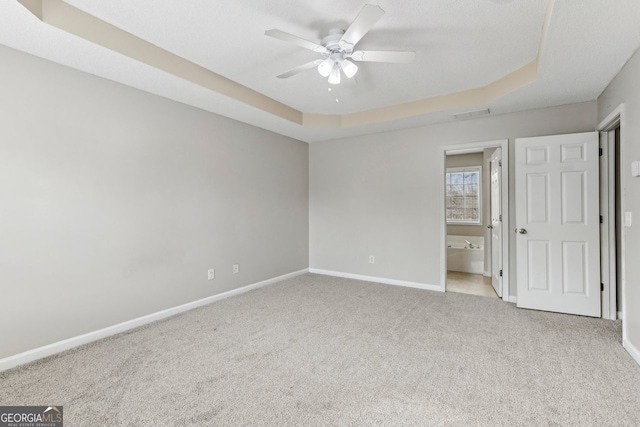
[440, 126, 625, 324]
[440, 139, 510, 301]
[599, 106, 626, 323]
[598, 104, 633, 360]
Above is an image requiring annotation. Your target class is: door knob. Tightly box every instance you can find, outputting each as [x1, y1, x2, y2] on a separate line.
[517, 228, 527, 234]
[487, 225, 493, 229]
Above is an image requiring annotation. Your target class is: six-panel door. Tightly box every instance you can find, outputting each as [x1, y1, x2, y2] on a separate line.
[515, 132, 601, 317]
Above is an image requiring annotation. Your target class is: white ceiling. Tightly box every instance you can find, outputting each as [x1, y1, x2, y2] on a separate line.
[64, 0, 547, 115]
[1, 0, 640, 142]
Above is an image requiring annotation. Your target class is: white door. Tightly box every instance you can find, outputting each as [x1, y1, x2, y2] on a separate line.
[490, 148, 503, 297]
[515, 132, 600, 317]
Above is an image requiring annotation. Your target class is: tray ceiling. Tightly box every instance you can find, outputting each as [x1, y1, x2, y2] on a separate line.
[1, 0, 640, 142]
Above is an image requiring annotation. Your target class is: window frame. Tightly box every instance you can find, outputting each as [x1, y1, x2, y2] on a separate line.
[445, 166, 483, 225]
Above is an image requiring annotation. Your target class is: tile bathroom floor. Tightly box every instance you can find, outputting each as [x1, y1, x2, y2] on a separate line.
[447, 271, 498, 298]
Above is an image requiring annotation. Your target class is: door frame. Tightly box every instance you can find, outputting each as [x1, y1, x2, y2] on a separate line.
[598, 105, 626, 330]
[489, 148, 503, 296]
[440, 139, 510, 302]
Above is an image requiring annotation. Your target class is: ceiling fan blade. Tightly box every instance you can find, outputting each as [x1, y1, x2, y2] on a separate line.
[277, 60, 323, 79]
[265, 29, 328, 54]
[340, 4, 385, 47]
[351, 50, 415, 63]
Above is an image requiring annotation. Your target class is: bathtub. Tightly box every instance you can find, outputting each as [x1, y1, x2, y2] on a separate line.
[447, 235, 484, 275]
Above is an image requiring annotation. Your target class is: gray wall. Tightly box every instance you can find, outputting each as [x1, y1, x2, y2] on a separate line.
[445, 152, 486, 238]
[598, 46, 640, 353]
[0, 46, 309, 360]
[310, 101, 597, 296]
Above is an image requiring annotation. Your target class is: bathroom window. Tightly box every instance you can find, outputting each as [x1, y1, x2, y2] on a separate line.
[446, 166, 482, 224]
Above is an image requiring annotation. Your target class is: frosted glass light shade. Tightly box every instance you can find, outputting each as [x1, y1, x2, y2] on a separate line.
[317, 58, 334, 77]
[328, 64, 341, 85]
[339, 59, 358, 78]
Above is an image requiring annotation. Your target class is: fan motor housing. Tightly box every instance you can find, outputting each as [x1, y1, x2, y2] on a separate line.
[321, 28, 347, 53]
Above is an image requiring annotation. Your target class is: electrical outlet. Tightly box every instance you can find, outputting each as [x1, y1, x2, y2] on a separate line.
[207, 269, 215, 280]
[233, 263, 239, 274]
[369, 255, 375, 264]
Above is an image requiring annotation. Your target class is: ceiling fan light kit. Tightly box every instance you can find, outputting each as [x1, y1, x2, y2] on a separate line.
[316, 44, 359, 84]
[266, 4, 415, 84]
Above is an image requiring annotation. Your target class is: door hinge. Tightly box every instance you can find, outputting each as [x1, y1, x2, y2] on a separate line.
[499, 160, 502, 167]
[499, 270, 503, 277]
[599, 148, 603, 156]
[600, 215, 604, 224]
[499, 214, 503, 222]
[601, 283, 604, 292]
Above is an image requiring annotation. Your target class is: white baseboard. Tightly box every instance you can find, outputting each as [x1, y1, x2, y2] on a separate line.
[623, 338, 640, 367]
[483, 271, 491, 277]
[309, 268, 442, 292]
[618, 311, 624, 320]
[508, 296, 517, 304]
[0, 268, 309, 373]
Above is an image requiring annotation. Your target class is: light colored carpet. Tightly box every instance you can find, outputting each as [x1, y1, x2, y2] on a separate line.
[1, 273, 639, 426]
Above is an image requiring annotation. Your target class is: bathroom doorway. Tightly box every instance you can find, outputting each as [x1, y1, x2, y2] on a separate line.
[440, 139, 510, 301]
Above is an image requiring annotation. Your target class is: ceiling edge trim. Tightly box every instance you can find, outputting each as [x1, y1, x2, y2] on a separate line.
[18, 0, 42, 19]
[18, 0, 303, 125]
[334, 59, 539, 128]
[18, 0, 554, 129]
[305, 0, 554, 128]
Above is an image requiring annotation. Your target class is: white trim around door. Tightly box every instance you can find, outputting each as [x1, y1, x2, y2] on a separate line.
[598, 104, 627, 332]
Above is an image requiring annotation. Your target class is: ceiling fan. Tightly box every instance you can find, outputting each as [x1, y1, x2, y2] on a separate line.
[265, 4, 415, 85]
